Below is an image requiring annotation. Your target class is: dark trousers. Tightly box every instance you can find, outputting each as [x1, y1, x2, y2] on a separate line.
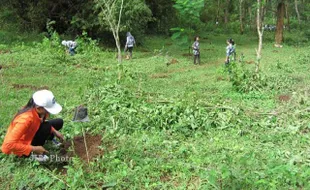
[194, 54, 200, 64]
[127, 47, 133, 58]
[31, 119, 63, 146]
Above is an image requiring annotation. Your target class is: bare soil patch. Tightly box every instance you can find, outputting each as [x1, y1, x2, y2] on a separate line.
[150, 73, 170, 79]
[182, 53, 192, 57]
[1, 64, 18, 69]
[12, 84, 49, 90]
[278, 94, 291, 102]
[245, 60, 255, 64]
[61, 133, 102, 162]
[160, 174, 171, 182]
[167, 58, 179, 66]
[0, 50, 12, 54]
[217, 76, 226, 81]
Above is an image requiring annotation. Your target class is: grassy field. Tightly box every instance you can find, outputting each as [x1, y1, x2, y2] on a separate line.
[0, 30, 310, 189]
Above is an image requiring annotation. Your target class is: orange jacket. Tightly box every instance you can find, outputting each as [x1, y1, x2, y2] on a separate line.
[2, 108, 41, 156]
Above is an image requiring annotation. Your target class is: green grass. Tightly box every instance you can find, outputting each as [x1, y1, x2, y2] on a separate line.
[0, 31, 310, 189]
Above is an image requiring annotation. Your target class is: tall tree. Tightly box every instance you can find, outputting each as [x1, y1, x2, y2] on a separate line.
[285, 0, 290, 31]
[275, 1, 285, 47]
[239, 0, 244, 34]
[224, 0, 231, 27]
[95, 0, 124, 63]
[256, 0, 265, 73]
[294, 0, 301, 25]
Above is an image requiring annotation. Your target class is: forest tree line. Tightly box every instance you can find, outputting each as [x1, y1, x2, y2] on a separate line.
[0, 0, 309, 43]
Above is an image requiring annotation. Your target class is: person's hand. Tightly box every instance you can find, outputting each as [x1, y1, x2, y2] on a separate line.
[32, 146, 48, 155]
[53, 130, 64, 142]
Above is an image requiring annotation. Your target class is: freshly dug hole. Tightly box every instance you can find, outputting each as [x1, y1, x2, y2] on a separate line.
[60, 134, 102, 162]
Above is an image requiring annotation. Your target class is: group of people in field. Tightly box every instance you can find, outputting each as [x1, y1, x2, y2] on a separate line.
[0, 32, 137, 162]
[192, 36, 236, 66]
[1, 33, 235, 163]
[61, 32, 136, 59]
[61, 32, 235, 67]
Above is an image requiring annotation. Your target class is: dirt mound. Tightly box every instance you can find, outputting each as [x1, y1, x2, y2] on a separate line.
[61, 134, 102, 162]
[278, 94, 291, 102]
[0, 50, 12, 54]
[12, 84, 49, 90]
[1, 64, 17, 69]
[217, 76, 226, 81]
[182, 53, 192, 57]
[170, 58, 178, 64]
[245, 60, 255, 64]
[166, 58, 179, 66]
[150, 73, 170, 79]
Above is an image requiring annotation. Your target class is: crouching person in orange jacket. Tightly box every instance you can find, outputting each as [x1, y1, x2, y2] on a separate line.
[1, 90, 64, 162]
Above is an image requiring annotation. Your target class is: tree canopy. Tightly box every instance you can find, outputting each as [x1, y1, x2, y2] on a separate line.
[0, 0, 309, 44]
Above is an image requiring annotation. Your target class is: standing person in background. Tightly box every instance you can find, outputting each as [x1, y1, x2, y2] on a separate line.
[124, 32, 135, 59]
[61, 40, 77, 56]
[1, 90, 64, 162]
[192, 36, 200, 65]
[225, 38, 235, 65]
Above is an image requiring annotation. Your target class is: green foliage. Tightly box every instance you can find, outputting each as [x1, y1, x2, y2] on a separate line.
[227, 57, 301, 93]
[1, 31, 310, 189]
[85, 84, 253, 136]
[95, 0, 152, 36]
[170, 0, 204, 45]
[122, 0, 153, 35]
[75, 31, 101, 54]
[170, 27, 192, 46]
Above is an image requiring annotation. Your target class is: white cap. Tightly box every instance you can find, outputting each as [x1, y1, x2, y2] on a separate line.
[32, 90, 62, 114]
[61, 40, 66, 46]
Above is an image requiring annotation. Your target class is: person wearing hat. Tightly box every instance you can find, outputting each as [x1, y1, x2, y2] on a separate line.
[1, 90, 64, 162]
[124, 32, 135, 59]
[61, 40, 77, 56]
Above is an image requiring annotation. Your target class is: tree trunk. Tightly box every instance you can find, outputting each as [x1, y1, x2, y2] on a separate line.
[256, 0, 264, 73]
[239, 0, 244, 34]
[224, 0, 230, 27]
[224, 8, 228, 26]
[248, 6, 253, 31]
[275, 1, 285, 46]
[216, 0, 220, 24]
[111, 30, 122, 63]
[294, 0, 301, 25]
[285, 1, 290, 31]
[116, 0, 124, 63]
[101, 0, 124, 63]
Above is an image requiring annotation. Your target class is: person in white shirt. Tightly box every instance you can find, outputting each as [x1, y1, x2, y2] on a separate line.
[124, 32, 135, 59]
[61, 40, 77, 56]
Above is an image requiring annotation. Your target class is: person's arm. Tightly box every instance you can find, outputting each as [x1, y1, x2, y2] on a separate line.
[2, 119, 34, 156]
[53, 130, 64, 142]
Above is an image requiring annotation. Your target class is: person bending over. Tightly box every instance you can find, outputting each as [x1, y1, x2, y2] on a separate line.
[1, 90, 64, 162]
[61, 40, 77, 56]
